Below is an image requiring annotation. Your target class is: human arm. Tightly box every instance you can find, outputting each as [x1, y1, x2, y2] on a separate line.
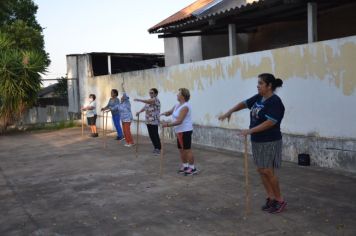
[218, 102, 247, 122]
[135, 106, 146, 117]
[160, 106, 175, 117]
[241, 120, 276, 136]
[133, 98, 156, 105]
[162, 107, 188, 127]
[101, 101, 110, 111]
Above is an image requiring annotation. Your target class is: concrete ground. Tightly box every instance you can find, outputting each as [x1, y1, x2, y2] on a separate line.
[0, 128, 356, 236]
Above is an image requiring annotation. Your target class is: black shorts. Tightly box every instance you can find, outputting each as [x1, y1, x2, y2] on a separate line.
[176, 131, 193, 150]
[87, 115, 97, 126]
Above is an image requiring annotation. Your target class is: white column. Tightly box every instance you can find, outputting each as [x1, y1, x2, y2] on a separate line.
[107, 55, 112, 74]
[178, 37, 184, 64]
[228, 24, 237, 56]
[307, 2, 318, 43]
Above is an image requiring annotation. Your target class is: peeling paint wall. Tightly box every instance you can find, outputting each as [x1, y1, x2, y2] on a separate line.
[68, 35, 356, 172]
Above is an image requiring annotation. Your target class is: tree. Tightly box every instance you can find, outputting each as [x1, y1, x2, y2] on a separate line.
[0, 0, 49, 132]
[54, 77, 68, 98]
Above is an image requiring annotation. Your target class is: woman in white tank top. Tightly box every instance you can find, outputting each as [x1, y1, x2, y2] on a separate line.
[161, 88, 197, 175]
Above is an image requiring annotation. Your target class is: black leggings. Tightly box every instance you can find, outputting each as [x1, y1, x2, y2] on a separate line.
[147, 124, 161, 150]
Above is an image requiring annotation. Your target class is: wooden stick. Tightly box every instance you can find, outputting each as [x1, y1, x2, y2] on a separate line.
[104, 111, 108, 148]
[244, 135, 251, 215]
[102, 111, 105, 137]
[81, 112, 84, 137]
[159, 126, 164, 178]
[135, 114, 140, 158]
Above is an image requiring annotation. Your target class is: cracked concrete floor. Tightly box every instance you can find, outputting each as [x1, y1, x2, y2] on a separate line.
[0, 127, 356, 236]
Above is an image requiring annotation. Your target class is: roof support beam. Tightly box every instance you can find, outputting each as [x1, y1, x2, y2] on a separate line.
[107, 55, 112, 74]
[307, 2, 318, 43]
[228, 24, 237, 56]
[178, 37, 184, 64]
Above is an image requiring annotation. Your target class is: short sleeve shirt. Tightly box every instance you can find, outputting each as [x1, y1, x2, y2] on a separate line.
[86, 101, 96, 118]
[144, 97, 161, 125]
[107, 98, 120, 115]
[244, 94, 285, 142]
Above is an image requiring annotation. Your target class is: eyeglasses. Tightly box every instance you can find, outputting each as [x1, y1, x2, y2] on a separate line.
[149, 92, 154, 94]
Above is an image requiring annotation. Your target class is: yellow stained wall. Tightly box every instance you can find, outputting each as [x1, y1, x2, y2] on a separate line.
[83, 35, 356, 138]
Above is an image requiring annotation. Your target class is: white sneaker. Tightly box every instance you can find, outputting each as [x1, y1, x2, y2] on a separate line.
[124, 144, 133, 147]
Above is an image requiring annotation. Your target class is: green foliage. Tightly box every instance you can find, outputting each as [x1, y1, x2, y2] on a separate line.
[0, 0, 41, 30]
[54, 77, 68, 98]
[0, 0, 49, 132]
[0, 37, 47, 130]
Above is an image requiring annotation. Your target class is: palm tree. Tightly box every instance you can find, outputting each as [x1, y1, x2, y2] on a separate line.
[0, 32, 47, 132]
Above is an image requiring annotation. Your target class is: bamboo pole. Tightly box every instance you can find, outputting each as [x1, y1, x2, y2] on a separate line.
[159, 126, 164, 178]
[135, 114, 140, 158]
[81, 112, 84, 137]
[244, 135, 251, 215]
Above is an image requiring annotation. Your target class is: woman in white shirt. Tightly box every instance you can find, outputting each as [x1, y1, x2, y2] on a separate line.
[81, 94, 98, 137]
[161, 88, 197, 175]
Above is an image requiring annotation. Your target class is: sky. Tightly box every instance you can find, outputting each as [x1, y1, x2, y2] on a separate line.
[34, 0, 194, 81]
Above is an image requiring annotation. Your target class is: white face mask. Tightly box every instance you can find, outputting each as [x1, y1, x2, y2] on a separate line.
[89, 98, 93, 102]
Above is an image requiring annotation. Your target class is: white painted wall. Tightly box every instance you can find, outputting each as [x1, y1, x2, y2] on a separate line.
[68, 35, 356, 140]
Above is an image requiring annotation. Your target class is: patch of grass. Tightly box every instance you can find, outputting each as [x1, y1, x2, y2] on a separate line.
[27, 120, 78, 131]
[2, 120, 80, 134]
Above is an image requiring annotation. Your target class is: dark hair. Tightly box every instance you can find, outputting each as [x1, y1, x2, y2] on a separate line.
[258, 73, 283, 91]
[150, 88, 158, 95]
[89, 94, 96, 100]
[179, 88, 190, 101]
[111, 89, 118, 97]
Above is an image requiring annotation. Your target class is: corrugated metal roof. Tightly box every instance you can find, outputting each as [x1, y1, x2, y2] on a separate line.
[152, 0, 267, 34]
[148, 0, 215, 33]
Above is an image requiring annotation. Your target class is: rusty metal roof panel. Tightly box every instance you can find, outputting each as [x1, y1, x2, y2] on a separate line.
[148, 0, 215, 33]
[154, 0, 268, 33]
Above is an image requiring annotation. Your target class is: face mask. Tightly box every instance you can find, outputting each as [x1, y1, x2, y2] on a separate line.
[89, 98, 93, 102]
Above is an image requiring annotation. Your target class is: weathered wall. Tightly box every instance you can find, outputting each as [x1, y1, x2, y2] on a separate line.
[68, 35, 356, 172]
[21, 106, 70, 125]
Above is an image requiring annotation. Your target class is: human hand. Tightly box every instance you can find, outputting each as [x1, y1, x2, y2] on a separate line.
[161, 122, 169, 128]
[240, 129, 252, 136]
[218, 112, 232, 122]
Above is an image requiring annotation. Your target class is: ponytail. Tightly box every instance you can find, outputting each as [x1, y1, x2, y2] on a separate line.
[258, 73, 283, 91]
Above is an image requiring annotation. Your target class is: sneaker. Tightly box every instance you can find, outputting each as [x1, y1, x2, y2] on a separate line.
[269, 200, 287, 214]
[91, 133, 98, 137]
[124, 144, 134, 147]
[184, 167, 198, 176]
[261, 198, 274, 211]
[116, 136, 125, 141]
[177, 166, 188, 174]
[153, 149, 161, 155]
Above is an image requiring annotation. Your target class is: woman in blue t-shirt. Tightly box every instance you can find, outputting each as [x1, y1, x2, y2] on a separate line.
[219, 73, 286, 214]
